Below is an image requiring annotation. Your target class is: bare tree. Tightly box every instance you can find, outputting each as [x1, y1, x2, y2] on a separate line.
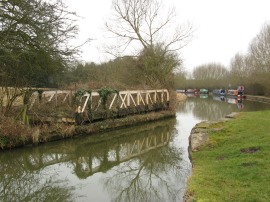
[191, 63, 229, 89]
[229, 53, 252, 85]
[193, 63, 229, 81]
[249, 23, 270, 73]
[247, 23, 270, 95]
[104, 0, 192, 88]
[105, 0, 193, 57]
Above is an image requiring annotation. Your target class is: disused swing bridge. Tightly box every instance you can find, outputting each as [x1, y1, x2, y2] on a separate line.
[28, 89, 170, 124]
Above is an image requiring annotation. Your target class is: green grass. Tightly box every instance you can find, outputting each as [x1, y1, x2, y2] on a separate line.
[187, 110, 270, 202]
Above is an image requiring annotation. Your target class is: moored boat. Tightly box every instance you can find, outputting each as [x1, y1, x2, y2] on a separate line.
[200, 89, 209, 94]
[212, 89, 226, 96]
[185, 89, 199, 95]
[226, 86, 245, 98]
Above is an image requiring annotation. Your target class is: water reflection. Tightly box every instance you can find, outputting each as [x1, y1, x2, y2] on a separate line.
[213, 96, 244, 109]
[0, 118, 188, 202]
[104, 142, 184, 202]
[199, 94, 208, 99]
[178, 95, 270, 121]
[73, 124, 175, 179]
[177, 96, 234, 121]
[0, 155, 75, 201]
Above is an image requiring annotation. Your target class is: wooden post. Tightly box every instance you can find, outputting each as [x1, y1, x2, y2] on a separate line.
[88, 93, 93, 122]
[127, 91, 130, 107]
[137, 92, 140, 105]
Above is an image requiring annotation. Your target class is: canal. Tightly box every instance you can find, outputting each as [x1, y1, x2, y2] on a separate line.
[0, 95, 270, 202]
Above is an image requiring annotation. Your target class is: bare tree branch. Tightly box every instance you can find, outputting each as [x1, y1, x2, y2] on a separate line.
[105, 0, 193, 55]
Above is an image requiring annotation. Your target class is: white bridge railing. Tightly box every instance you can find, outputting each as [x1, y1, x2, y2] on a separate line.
[28, 89, 170, 123]
[77, 89, 170, 113]
[29, 90, 73, 109]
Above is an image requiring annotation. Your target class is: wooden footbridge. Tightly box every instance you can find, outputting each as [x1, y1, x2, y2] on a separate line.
[28, 88, 170, 124]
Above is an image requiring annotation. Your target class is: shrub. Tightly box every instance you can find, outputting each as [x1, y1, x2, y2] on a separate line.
[0, 115, 32, 149]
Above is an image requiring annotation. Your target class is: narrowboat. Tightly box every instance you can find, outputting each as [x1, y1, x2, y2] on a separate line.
[185, 89, 199, 94]
[200, 89, 209, 94]
[226, 86, 245, 98]
[212, 89, 226, 96]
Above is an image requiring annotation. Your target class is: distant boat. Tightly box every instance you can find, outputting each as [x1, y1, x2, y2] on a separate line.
[185, 89, 199, 94]
[200, 89, 208, 94]
[213, 86, 245, 98]
[227, 86, 245, 98]
[212, 89, 226, 96]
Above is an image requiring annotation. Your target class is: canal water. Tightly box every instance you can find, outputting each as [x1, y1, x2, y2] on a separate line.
[1, 95, 270, 202]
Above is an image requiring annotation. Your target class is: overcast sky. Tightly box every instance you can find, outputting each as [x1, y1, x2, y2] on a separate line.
[66, 0, 270, 72]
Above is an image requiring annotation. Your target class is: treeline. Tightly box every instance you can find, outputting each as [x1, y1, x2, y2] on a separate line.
[63, 48, 180, 90]
[174, 23, 270, 96]
[230, 23, 270, 95]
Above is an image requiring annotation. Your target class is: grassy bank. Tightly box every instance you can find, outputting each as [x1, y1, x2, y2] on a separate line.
[186, 110, 270, 201]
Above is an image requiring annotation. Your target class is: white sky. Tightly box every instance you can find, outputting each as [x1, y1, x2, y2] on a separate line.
[66, 0, 270, 72]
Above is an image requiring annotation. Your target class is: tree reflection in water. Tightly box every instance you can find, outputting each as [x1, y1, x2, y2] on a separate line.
[103, 139, 187, 202]
[0, 153, 76, 201]
[0, 118, 190, 201]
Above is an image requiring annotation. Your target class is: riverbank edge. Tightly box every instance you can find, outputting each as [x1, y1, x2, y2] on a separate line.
[188, 112, 240, 152]
[245, 94, 270, 103]
[184, 112, 240, 201]
[0, 110, 176, 150]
